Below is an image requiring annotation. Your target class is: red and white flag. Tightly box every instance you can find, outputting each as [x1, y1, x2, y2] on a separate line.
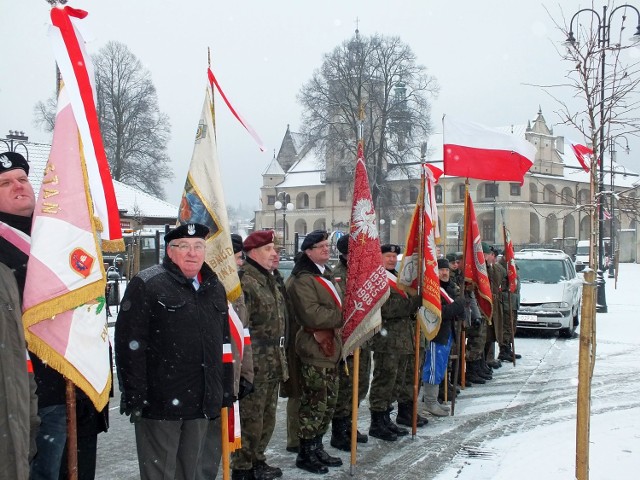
[342, 142, 390, 357]
[443, 115, 536, 184]
[463, 191, 493, 320]
[22, 85, 111, 410]
[49, 6, 123, 251]
[397, 164, 442, 340]
[503, 227, 518, 294]
[571, 143, 593, 173]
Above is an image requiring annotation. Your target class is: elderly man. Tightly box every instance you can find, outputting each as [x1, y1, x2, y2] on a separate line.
[115, 223, 234, 480]
[231, 230, 286, 480]
[286, 230, 343, 474]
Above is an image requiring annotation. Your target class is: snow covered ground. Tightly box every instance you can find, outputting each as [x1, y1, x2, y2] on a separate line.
[100, 264, 640, 479]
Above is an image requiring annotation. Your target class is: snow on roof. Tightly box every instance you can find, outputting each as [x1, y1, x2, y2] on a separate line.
[262, 155, 285, 176]
[17, 140, 178, 218]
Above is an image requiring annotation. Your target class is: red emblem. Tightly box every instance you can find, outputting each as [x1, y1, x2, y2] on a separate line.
[70, 248, 95, 278]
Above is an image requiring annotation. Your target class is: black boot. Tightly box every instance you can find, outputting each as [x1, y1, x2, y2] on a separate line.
[330, 417, 351, 452]
[344, 419, 368, 443]
[314, 436, 343, 467]
[253, 460, 282, 479]
[396, 402, 428, 427]
[231, 469, 254, 480]
[384, 408, 409, 436]
[476, 360, 493, 380]
[295, 437, 328, 474]
[368, 410, 397, 441]
[465, 361, 486, 384]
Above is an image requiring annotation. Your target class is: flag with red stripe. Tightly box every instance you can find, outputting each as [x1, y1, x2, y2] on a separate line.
[463, 192, 492, 320]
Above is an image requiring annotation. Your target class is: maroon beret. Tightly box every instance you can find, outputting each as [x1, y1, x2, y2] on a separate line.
[243, 230, 275, 251]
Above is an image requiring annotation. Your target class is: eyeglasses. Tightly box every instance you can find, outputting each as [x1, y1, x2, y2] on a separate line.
[311, 243, 330, 250]
[169, 242, 206, 253]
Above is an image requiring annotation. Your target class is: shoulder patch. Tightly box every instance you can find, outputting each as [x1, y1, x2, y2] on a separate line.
[137, 265, 165, 283]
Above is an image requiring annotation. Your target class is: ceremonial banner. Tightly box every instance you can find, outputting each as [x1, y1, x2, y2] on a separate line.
[443, 115, 535, 184]
[22, 86, 111, 409]
[463, 191, 492, 320]
[49, 6, 123, 251]
[342, 142, 389, 357]
[397, 164, 442, 340]
[178, 69, 242, 302]
[503, 227, 518, 294]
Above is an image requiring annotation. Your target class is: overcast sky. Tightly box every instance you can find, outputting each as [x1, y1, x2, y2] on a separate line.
[2, 1, 639, 209]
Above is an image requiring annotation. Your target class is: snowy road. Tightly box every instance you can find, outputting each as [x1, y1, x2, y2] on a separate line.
[98, 264, 640, 479]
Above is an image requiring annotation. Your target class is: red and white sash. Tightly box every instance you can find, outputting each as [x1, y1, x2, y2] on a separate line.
[386, 270, 408, 298]
[314, 276, 342, 308]
[440, 287, 454, 305]
[0, 221, 31, 256]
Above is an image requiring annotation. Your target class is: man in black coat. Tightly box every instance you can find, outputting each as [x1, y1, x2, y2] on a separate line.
[115, 223, 234, 480]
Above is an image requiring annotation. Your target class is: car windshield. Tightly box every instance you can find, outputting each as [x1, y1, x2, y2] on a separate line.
[516, 258, 568, 283]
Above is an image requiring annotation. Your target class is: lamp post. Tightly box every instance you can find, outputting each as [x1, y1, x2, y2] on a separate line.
[274, 191, 294, 253]
[608, 136, 630, 278]
[566, 4, 640, 313]
[0, 131, 30, 159]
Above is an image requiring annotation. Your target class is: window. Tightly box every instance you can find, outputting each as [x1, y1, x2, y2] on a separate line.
[435, 185, 443, 203]
[339, 187, 347, 202]
[510, 183, 521, 196]
[267, 195, 275, 206]
[481, 219, 494, 242]
[485, 183, 499, 198]
[458, 184, 466, 201]
[409, 186, 419, 204]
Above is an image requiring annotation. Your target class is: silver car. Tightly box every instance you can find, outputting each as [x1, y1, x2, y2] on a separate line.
[515, 249, 583, 338]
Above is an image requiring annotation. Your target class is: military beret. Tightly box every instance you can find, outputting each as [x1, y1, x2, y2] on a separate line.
[381, 244, 402, 255]
[243, 230, 275, 251]
[490, 246, 501, 256]
[336, 235, 349, 255]
[455, 252, 463, 260]
[446, 252, 457, 262]
[165, 223, 209, 243]
[0, 151, 29, 175]
[230, 233, 243, 253]
[301, 230, 329, 251]
[481, 241, 491, 254]
[437, 258, 450, 269]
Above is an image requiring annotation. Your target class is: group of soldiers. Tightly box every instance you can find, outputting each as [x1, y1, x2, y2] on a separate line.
[226, 229, 521, 479]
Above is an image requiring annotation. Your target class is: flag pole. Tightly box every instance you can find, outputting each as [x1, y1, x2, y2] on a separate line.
[460, 180, 471, 390]
[349, 347, 360, 475]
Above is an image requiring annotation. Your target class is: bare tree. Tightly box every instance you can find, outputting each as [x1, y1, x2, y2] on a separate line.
[33, 41, 173, 198]
[298, 30, 439, 213]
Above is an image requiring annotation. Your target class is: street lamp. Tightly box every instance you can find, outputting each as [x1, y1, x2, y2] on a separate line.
[274, 191, 294, 252]
[608, 136, 630, 278]
[0, 131, 30, 160]
[566, 3, 640, 313]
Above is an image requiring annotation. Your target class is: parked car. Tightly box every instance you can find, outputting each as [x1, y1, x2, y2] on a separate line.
[515, 249, 583, 338]
[277, 259, 295, 280]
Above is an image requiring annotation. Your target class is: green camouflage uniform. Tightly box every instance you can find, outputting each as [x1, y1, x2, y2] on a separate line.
[499, 258, 520, 347]
[486, 262, 506, 345]
[231, 257, 287, 471]
[286, 254, 343, 440]
[369, 270, 420, 412]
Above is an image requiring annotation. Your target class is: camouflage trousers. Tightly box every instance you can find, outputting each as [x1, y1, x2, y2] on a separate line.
[333, 346, 371, 419]
[394, 348, 424, 404]
[369, 351, 407, 412]
[298, 363, 339, 440]
[502, 309, 516, 346]
[286, 397, 300, 449]
[465, 321, 487, 361]
[230, 379, 279, 470]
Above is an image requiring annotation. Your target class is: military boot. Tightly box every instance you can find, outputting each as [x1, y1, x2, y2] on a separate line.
[384, 408, 409, 436]
[295, 437, 328, 474]
[330, 417, 350, 452]
[345, 420, 368, 443]
[314, 436, 343, 467]
[368, 410, 397, 441]
[253, 461, 282, 479]
[396, 402, 428, 427]
[231, 469, 254, 480]
[476, 360, 493, 380]
[465, 361, 486, 384]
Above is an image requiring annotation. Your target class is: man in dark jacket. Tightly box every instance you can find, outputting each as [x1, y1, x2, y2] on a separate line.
[115, 223, 234, 480]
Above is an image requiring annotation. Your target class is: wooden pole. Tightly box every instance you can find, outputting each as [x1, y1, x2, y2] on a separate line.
[65, 380, 78, 480]
[411, 317, 421, 439]
[349, 348, 360, 476]
[450, 319, 462, 416]
[221, 407, 230, 480]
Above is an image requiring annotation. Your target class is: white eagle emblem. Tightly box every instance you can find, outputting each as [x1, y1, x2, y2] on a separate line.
[351, 198, 378, 240]
[0, 154, 12, 168]
[187, 224, 196, 236]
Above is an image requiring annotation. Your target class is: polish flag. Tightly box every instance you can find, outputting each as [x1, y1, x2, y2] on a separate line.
[571, 143, 593, 173]
[443, 116, 536, 184]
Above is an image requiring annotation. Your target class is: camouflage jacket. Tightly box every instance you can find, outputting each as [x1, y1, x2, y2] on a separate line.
[241, 258, 287, 382]
[498, 258, 520, 310]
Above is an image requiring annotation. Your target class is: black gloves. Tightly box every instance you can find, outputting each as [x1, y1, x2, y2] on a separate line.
[238, 377, 254, 400]
[452, 296, 466, 317]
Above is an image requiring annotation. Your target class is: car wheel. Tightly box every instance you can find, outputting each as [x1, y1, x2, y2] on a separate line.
[560, 308, 579, 338]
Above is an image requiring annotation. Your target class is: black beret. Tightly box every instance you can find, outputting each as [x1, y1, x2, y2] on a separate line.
[437, 258, 450, 269]
[244, 230, 275, 251]
[336, 235, 349, 255]
[301, 230, 329, 251]
[0, 151, 29, 175]
[165, 223, 209, 244]
[231, 234, 243, 253]
[446, 252, 457, 262]
[455, 252, 463, 260]
[381, 244, 402, 255]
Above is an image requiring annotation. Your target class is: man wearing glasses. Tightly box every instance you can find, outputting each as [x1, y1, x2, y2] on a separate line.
[115, 223, 234, 480]
[286, 230, 343, 474]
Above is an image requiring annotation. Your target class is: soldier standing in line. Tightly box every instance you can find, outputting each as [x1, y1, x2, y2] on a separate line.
[498, 253, 522, 362]
[330, 235, 370, 451]
[231, 231, 286, 480]
[286, 230, 344, 474]
[484, 246, 506, 371]
[369, 244, 424, 442]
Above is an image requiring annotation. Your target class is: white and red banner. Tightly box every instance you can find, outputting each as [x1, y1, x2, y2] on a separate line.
[397, 164, 442, 340]
[342, 142, 389, 357]
[463, 191, 493, 320]
[443, 115, 536, 184]
[571, 142, 593, 173]
[178, 69, 242, 302]
[22, 85, 111, 410]
[49, 6, 123, 251]
[503, 227, 518, 294]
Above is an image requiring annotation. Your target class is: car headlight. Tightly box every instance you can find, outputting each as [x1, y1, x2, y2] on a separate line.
[539, 302, 569, 309]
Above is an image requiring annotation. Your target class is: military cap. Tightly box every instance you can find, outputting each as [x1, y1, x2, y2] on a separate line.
[437, 258, 450, 269]
[481, 241, 491, 254]
[490, 246, 501, 256]
[230, 233, 243, 253]
[336, 235, 349, 255]
[381, 244, 402, 255]
[446, 252, 457, 262]
[301, 230, 329, 251]
[455, 252, 463, 260]
[165, 223, 209, 244]
[0, 151, 29, 175]
[243, 230, 275, 251]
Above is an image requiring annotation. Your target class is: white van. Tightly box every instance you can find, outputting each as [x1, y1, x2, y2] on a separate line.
[575, 240, 589, 268]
